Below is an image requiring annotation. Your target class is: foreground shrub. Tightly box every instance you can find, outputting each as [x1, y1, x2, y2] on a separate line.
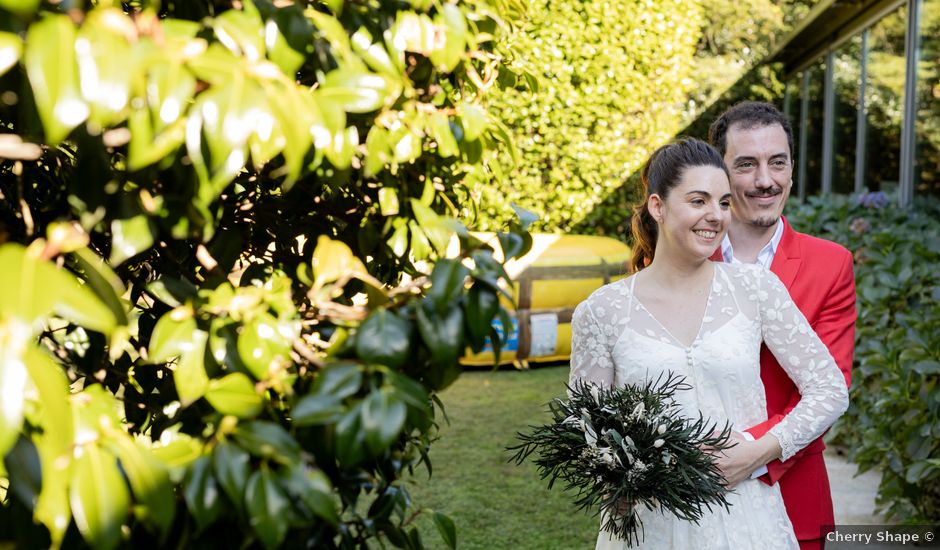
[787, 193, 940, 522]
[0, 1, 531, 548]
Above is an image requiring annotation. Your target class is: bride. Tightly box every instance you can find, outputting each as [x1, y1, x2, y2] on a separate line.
[569, 138, 848, 549]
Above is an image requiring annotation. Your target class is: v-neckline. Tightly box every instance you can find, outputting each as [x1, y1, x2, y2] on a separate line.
[629, 266, 716, 350]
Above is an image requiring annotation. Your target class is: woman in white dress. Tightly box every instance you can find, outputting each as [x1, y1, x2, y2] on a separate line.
[569, 138, 848, 550]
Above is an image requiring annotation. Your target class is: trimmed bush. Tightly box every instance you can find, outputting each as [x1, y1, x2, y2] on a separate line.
[786, 194, 940, 522]
[479, 0, 703, 234]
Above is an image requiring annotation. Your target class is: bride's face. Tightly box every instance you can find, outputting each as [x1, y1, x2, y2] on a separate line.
[649, 165, 731, 260]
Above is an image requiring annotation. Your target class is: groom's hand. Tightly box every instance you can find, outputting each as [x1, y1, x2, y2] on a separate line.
[710, 431, 781, 489]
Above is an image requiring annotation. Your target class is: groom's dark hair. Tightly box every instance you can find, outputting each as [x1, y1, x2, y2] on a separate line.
[708, 101, 795, 161]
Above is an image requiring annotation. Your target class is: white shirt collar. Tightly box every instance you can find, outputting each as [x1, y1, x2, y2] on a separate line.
[720, 219, 785, 269]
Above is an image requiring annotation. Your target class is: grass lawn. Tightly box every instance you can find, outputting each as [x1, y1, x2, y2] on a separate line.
[405, 365, 598, 550]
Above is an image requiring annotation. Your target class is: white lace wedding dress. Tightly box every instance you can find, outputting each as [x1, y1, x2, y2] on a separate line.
[569, 262, 849, 550]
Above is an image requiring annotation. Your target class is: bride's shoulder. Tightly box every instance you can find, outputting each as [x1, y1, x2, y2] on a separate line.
[580, 275, 634, 307]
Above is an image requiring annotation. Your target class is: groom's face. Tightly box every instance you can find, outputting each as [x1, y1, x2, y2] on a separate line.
[723, 123, 793, 228]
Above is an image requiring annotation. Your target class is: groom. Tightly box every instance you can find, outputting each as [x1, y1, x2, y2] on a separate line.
[707, 101, 856, 550]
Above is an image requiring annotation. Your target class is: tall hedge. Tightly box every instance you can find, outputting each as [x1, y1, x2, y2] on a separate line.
[0, 1, 532, 549]
[786, 194, 940, 522]
[477, 0, 703, 234]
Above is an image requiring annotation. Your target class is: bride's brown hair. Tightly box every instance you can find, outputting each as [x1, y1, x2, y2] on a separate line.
[629, 138, 729, 273]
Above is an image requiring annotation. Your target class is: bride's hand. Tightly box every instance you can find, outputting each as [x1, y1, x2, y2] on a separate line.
[706, 430, 780, 489]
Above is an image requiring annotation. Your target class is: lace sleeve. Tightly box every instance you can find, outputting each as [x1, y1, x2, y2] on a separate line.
[568, 300, 615, 390]
[757, 269, 850, 461]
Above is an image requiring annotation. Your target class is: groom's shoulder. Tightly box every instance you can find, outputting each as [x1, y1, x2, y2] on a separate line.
[786, 222, 852, 262]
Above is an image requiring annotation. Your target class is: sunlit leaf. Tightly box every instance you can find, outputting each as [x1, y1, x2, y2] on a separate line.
[24, 15, 87, 144]
[76, 8, 137, 129]
[213, 8, 266, 62]
[430, 5, 467, 72]
[319, 68, 400, 113]
[237, 312, 291, 381]
[0, 325, 28, 459]
[0, 244, 116, 335]
[110, 215, 154, 265]
[108, 436, 176, 536]
[0, 31, 23, 77]
[459, 102, 487, 141]
[173, 330, 209, 407]
[69, 444, 131, 550]
[233, 421, 302, 465]
[148, 309, 196, 363]
[205, 373, 263, 418]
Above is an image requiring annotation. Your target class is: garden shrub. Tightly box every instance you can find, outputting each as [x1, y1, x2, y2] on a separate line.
[0, 1, 532, 548]
[786, 193, 940, 522]
[478, 0, 703, 234]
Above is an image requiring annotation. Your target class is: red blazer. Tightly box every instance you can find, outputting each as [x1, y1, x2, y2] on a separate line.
[711, 216, 856, 541]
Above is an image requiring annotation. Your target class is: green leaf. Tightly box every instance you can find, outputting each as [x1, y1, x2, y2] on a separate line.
[459, 102, 487, 141]
[0, 32, 23, 77]
[0, 0, 39, 16]
[378, 187, 399, 216]
[360, 389, 406, 455]
[110, 215, 154, 265]
[265, 15, 305, 75]
[237, 312, 292, 381]
[334, 402, 367, 466]
[276, 465, 339, 525]
[173, 330, 209, 407]
[410, 200, 452, 255]
[148, 309, 196, 363]
[430, 5, 467, 72]
[319, 68, 400, 113]
[426, 259, 470, 316]
[69, 444, 131, 550]
[72, 247, 129, 327]
[312, 362, 362, 399]
[0, 244, 116, 335]
[108, 436, 176, 536]
[432, 511, 457, 549]
[24, 14, 87, 144]
[911, 360, 940, 375]
[213, 8, 266, 62]
[0, 330, 28, 458]
[206, 373, 263, 418]
[77, 9, 137, 128]
[311, 235, 367, 289]
[428, 111, 458, 158]
[292, 393, 345, 426]
[212, 441, 251, 510]
[351, 27, 397, 77]
[465, 285, 499, 350]
[183, 456, 223, 533]
[22, 347, 74, 547]
[245, 469, 290, 549]
[355, 309, 413, 369]
[233, 421, 302, 465]
[3, 436, 42, 510]
[416, 305, 463, 388]
[150, 432, 202, 471]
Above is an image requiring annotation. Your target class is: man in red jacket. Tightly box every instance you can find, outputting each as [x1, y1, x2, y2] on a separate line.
[707, 101, 856, 550]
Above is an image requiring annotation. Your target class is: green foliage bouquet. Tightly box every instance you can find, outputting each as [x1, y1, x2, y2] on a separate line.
[509, 374, 733, 546]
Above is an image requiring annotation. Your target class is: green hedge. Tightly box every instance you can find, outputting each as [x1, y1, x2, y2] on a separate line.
[477, 0, 703, 233]
[786, 194, 940, 522]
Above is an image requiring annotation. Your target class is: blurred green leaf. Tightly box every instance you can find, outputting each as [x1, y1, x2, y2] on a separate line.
[110, 216, 154, 265]
[183, 456, 223, 533]
[378, 187, 399, 216]
[360, 389, 406, 455]
[213, 8, 266, 61]
[293, 393, 345, 426]
[206, 373, 263, 418]
[311, 235, 367, 289]
[69, 444, 131, 550]
[245, 469, 289, 549]
[108, 436, 176, 536]
[276, 465, 339, 525]
[233, 421, 302, 464]
[410, 200, 452, 255]
[0, 331, 28, 458]
[24, 14, 86, 144]
[432, 511, 457, 549]
[148, 309, 196, 363]
[430, 5, 466, 71]
[312, 362, 362, 399]
[0, 0, 39, 16]
[355, 309, 412, 369]
[334, 402, 366, 466]
[212, 441, 251, 510]
[0, 244, 116, 335]
[320, 68, 400, 113]
[77, 9, 136, 128]
[426, 259, 470, 315]
[0, 31, 22, 77]
[237, 312, 291, 381]
[459, 102, 487, 141]
[173, 330, 209, 407]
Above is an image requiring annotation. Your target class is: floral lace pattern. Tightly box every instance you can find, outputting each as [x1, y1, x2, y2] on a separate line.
[570, 263, 849, 550]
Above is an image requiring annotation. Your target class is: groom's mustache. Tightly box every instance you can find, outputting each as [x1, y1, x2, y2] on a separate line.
[745, 188, 782, 198]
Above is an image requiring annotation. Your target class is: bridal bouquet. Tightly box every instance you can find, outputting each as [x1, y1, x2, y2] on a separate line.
[508, 374, 734, 546]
